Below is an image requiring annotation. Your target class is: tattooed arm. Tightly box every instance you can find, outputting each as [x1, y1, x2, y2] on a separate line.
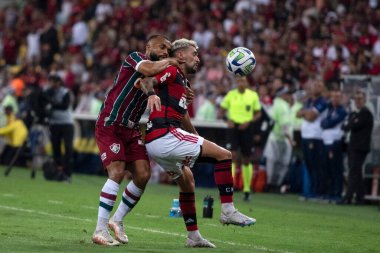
[139, 77, 161, 112]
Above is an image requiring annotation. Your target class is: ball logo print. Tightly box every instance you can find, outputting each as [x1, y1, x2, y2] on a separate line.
[226, 47, 256, 76]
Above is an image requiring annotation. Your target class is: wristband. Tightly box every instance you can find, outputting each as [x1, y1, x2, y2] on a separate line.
[147, 91, 156, 96]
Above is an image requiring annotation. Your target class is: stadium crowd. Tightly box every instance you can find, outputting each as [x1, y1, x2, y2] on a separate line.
[0, 0, 378, 202]
[1, 0, 380, 115]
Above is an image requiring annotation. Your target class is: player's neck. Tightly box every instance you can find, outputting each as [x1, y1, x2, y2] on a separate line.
[178, 65, 188, 76]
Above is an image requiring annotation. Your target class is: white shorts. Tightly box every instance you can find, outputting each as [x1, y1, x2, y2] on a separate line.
[146, 128, 204, 180]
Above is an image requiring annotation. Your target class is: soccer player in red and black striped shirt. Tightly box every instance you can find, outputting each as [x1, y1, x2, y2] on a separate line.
[140, 39, 256, 248]
[92, 35, 180, 246]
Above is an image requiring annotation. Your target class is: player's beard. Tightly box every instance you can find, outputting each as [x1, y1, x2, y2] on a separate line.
[186, 63, 197, 74]
[149, 52, 161, 61]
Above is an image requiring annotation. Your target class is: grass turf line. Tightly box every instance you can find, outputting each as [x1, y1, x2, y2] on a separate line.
[0, 167, 380, 253]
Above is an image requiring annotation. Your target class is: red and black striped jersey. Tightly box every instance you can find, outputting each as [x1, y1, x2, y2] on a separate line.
[96, 52, 148, 128]
[145, 65, 189, 143]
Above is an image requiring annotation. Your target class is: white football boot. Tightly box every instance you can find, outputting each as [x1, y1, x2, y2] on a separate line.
[186, 237, 216, 248]
[92, 229, 120, 246]
[108, 217, 129, 244]
[220, 209, 256, 227]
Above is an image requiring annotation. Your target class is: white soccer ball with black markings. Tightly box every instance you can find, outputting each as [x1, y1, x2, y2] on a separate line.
[226, 47, 256, 76]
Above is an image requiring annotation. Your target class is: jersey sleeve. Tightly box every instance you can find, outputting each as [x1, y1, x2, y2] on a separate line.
[124, 52, 148, 71]
[252, 92, 261, 112]
[0, 121, 15, 135]
[220, 91, 232, 110]
[313, 97, 328, 114]
[154, 65, 177, 85]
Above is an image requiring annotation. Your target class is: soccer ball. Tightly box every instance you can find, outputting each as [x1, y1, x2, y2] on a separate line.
[226, 47, 256, 76]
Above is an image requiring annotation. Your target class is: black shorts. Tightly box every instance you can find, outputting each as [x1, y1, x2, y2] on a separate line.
[225, 123, 253, 156]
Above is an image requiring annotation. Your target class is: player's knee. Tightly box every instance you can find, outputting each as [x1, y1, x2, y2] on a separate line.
[107, 161, 125, 183]
[135, 168, 151, 185]
[181, 180, 195, 192]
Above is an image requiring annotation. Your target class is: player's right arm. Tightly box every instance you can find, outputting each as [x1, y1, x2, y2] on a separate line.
[0, 122, 15, 135]
[125, 51, 179, 77]
[220, 91, 234, 128]
[138, 58, 179, 77]
[139, 77, 161, 112]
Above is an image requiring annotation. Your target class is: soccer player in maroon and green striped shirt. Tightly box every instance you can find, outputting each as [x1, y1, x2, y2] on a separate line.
[92, 35, 180, 246]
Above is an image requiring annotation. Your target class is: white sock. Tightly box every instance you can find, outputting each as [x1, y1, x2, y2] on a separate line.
[188, 230, 202, 240]
[113, 181, 143, 222]
[96, 179, 119, 231]
[221, 202, 235, 214]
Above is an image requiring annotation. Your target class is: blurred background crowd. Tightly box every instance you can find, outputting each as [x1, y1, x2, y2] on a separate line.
[0, 0, 379, 202]
[0, 0, 380, 116]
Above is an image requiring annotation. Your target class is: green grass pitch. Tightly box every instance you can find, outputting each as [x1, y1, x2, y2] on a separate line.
[0, 167, 379, 253]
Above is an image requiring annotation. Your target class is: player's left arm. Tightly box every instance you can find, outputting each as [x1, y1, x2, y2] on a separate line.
[238, 92, 261, 130]
[139, 77, 161, 112]
[253, 110, 261, 122]
[252, 93, 262, 122]
[304, 98, 328, 121]
[185, 86, 194, 104]
[181, 112, 198, 135]
[0, 122, 15, 135]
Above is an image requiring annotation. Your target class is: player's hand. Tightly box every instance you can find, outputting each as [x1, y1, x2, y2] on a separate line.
[296, 109, 305, 118]
[227, 120, 234, 128]
[167, 58, 182, 67]
[185, 86, 194, 104]
[147, 94, 161, 112]
[238, 122, 250, 130]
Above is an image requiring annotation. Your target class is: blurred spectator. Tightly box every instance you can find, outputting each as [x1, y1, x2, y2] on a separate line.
[0, 105, 28, 166]
[1, 87, 18, 114]
[44, 74, 74, 180]
[297, 81, 328, 198]
[2, 30, 19, 65]
[263, 85, 293, 193]
[284, 90, 305, 194]
[341, 90, 374, 205]
[95, 0, 113, 23]
[39, 20, 59, 68]
[70, 12, 89, 49]
[26, 25, 41, 63]
[321, 90, 347, 203]
[195, 92, 217, 121]
[9, 66, 25, 98]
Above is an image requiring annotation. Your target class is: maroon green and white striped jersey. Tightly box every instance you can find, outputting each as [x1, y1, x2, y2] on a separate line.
[97, 52, 148, 128]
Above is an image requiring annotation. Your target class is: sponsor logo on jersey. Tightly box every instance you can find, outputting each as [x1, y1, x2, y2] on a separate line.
[179, 96, 188, 109]
[160, 72, 171, 82]
[101, 152, 107, 161]
[110, 143, 121, 154]
[146, 121, 152, 130]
